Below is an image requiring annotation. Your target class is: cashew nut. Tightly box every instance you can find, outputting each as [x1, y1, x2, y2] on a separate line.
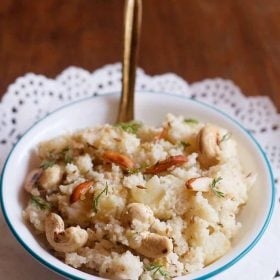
[70, 180, 94, 204]
[144, 155, 187, 174]
[186, 176, 212, 192]
[45, 213, 88, 253]
[122, 203, 154, 229]
[197, 124, 221, 168]
[103, 151, 135, 169]
[24, 168, 43, 193]
[129, 232, 173, 259]
[39, 164, 64, 190]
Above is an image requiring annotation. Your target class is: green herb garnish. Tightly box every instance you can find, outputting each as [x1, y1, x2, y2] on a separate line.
[31, 195, 52, 210]
[115, 121, 142, 134]
[184, 118, 198, 124]
[219, 132, 232, 143]
[210, 177, 224, 198]
[145, 263, 170, 279]
[180, 141, 191, 148]
[41, 147, 73, 168]
[92, 182, 109, 213]
[40, 160, 56, 170]
[62, 147, 73, 164]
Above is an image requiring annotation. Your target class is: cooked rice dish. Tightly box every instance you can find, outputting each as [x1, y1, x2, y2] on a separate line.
[23, 114, 255, 279]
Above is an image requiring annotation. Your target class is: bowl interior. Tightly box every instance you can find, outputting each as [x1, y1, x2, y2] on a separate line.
[1, 92, 274, 280]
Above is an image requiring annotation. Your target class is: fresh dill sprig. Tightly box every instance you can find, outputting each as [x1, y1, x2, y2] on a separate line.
[210, 177, 224, 198]
[184, 118, 198, 124]
[41, 147, 73, 168]
[145, 263, 170, 279]
[31, 195, 52, 210]
[115, 121, 142, 134]
[92, 182, 109, 213]
[62, 147, 73, 164]
[40, 160, 56, 170]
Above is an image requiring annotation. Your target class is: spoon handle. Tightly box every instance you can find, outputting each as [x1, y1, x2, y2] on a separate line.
[117, 0, 142, 123]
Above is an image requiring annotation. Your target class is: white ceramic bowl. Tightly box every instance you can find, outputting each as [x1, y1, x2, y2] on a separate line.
[0, 91, 275, 280]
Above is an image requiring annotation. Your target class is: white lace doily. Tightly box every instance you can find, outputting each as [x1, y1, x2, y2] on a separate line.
[0, 63, 279, 280]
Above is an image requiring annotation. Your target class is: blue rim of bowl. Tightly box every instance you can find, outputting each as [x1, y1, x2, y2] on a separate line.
[0, 91, 275, 280]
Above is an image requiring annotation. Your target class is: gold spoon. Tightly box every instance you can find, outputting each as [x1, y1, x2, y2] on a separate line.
[117, 0, 142, 123]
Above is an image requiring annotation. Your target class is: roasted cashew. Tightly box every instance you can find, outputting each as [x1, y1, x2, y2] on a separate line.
[124, 204, 172, 258]
[45, 213, 88, 253]
[129, 232, 173, 259]
[197, 124, 221, 168]
[186, 176, 212, 192]
[39, 164, 64, 190]
[70, 180, 94, 204]
[103, 151, 135, 169]
[24, 168, 42, 193]
[122, 203, 154, 229]
[144, 155, 187, 174]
